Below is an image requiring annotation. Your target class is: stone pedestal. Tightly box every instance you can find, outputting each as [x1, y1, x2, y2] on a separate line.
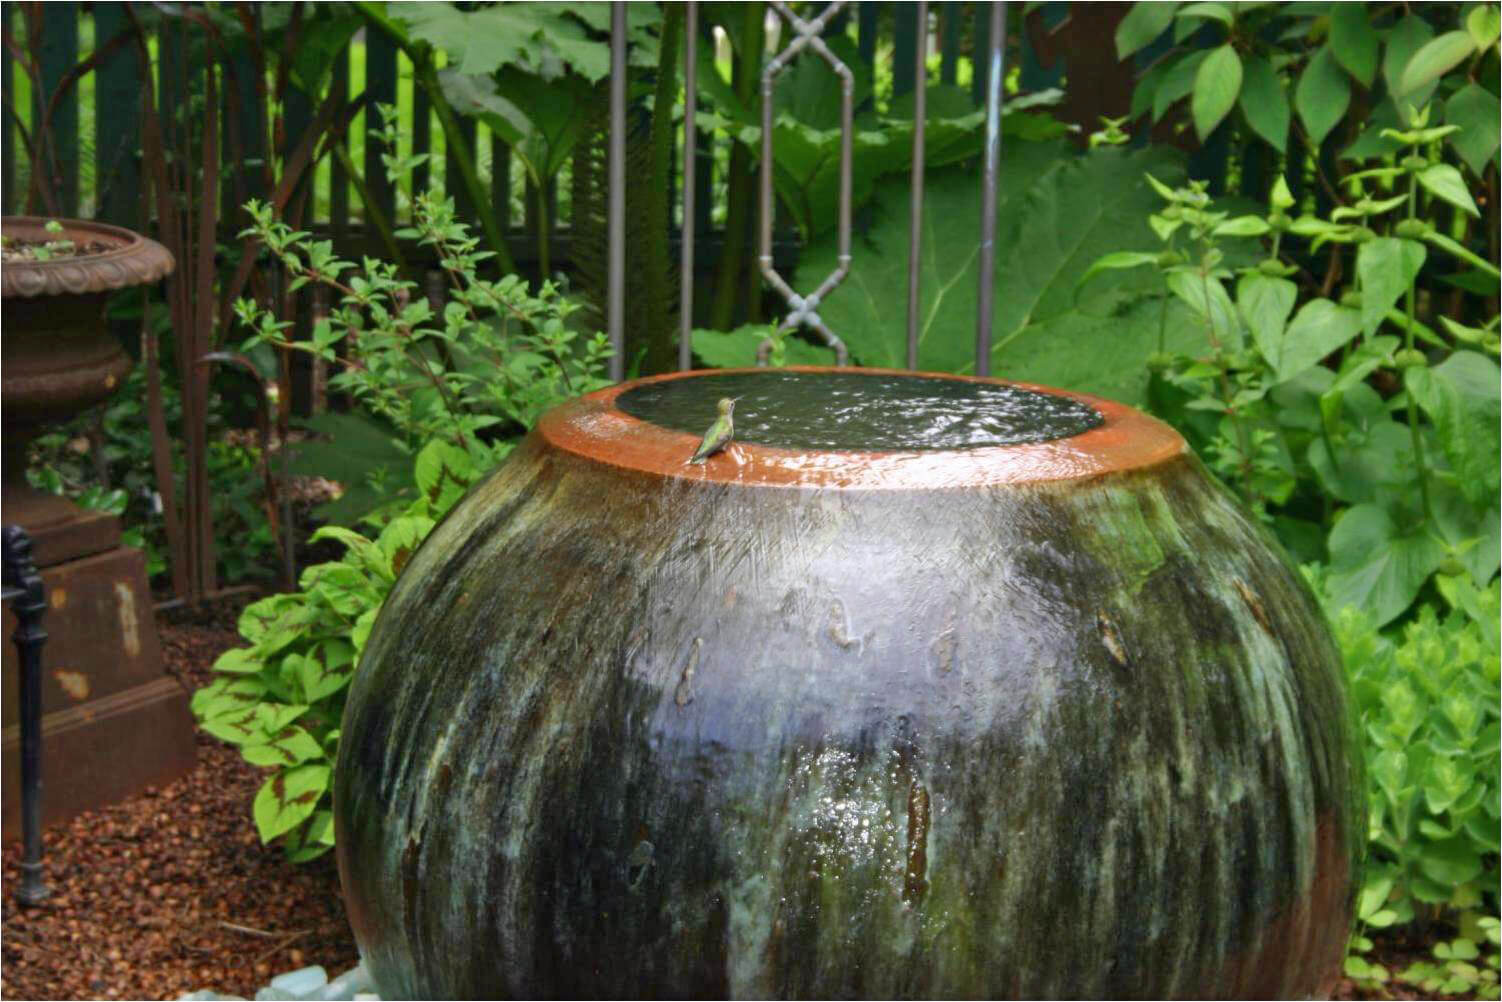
[1, 530, 196, 838]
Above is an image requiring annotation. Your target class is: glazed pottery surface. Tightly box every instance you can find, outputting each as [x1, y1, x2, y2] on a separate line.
[336, 368, 1363, 1000]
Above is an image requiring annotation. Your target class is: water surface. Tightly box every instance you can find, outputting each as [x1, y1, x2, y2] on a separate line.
[615, 371, 1103, 451]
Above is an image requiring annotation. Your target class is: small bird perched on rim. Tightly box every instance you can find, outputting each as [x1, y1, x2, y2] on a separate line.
[687, 397, 740, 464]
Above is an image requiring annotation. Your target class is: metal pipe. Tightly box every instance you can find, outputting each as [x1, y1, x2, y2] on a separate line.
[607, 1, 627, 382]
[757, 1, 851, 366]
[975, 1, 1006, 377]
[906, 1, 928, 370]
[3, 526, 49, 906]
[679, 2, 698, 372]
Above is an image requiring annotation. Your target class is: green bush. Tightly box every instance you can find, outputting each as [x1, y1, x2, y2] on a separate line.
[1330, 578, 1501, 996]
[191, 441, 479, 861]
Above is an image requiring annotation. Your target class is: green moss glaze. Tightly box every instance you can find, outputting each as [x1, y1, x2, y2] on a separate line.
[336, 428, 1362, 999]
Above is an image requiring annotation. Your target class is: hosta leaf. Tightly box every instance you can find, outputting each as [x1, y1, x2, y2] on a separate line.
[1326, 503, 1447, 626]
[1405, 351, 1502, 507]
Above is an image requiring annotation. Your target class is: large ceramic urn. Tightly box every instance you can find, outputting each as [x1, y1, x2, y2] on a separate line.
[336, 368, 1363, 999]
[1, 216, 195, 836]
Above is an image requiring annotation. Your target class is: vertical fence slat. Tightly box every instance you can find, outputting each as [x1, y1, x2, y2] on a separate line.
[1019, 3, 1065, 92]
[939, 2, 958, 85]
[364, 31, 398, 228]
[412, 70, 432, 196]
[857, 3, 878, 77]
[491, 136, 511, 230]
[4, 4, 18, 214]
[446, 115, 477, 222]
[93, 4, 138, 228]
[970, 1, 991, 108]
[229, 48, 266, 210]
[329, 51, 350, 237]
[38, 2, 80, 216]
[893, 3, 919, 99]
[284, 81, 314, 224]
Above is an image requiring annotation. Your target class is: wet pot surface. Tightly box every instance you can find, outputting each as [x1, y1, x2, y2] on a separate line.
[336, 368, 1362, 1000]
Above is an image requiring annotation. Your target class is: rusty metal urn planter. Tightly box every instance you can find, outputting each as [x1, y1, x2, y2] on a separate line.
[337, 368, 1363, 999]
[1, 216, 195, 836]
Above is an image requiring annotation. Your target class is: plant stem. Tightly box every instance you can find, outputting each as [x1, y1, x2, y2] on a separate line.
[1199, 262, 1254, 503]
[1403, 169, 1434, 523]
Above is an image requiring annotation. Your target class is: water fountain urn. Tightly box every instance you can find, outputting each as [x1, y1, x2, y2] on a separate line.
[337, 368, 1363, 999]
[1, 216, 195, 835]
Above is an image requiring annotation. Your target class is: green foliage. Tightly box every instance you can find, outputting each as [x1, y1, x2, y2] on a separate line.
[235, 117, 612, 525]
[26, 363, 275, 584]
[1083, 121, 1499, 627]
[1328, 580, 1501, 996]
[1120, 3, 1500, 167]
[192, 441, 479, 861]
[792, 143, 1194, 403]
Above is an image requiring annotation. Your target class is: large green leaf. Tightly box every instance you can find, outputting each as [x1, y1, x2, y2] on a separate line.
[1265, 299, 1362, 381]
[1116, 2, 1178, 59]
[1398, 31, 1478, 100]
[1356, 238, 1426, 337]
[794, 146, 1186, 389]
[991, 296, 1213, 406]
[1192, 45, 1243, 140]
[1237, 273, 1297, 363]
[1327, 503, 1447, 626]
[441, 67, 598, 183]
[1238, 54, 1290, 152]
[1406, 351, 1502, 508]
[1155, 50, 1210, 121]
[1296, 47, 1352, 147]
[691, 325, 837, 369]
[1384, 15, 1437, 124]
[1446, 83, 1502, 174]
[1329, 4, 1379, 87]
[253, 764, 332, 843]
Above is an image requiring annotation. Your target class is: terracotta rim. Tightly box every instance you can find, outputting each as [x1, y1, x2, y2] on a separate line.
[2, 216, 176, 299]
[536, 367, 1187, 489]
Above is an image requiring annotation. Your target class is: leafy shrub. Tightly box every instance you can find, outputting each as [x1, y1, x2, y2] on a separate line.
[201, 151, 612, 858]
[191, 442, 479, 860]
[236, 109, 612, 526]
[1329, 578, 1500, 995]
[1117, 1, 1500, 169]
[1084, 115, 1499, 628]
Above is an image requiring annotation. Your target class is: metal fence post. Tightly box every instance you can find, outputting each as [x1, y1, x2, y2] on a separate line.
[974, 1, 1007, 376]
[3, 525, 50, 906]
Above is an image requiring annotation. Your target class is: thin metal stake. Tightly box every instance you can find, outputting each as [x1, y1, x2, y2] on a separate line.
[975, 1, 1006, 377]
[680, 2, 698, 372]
[607, 1, 627, 382]
[906, 0, 929, 370]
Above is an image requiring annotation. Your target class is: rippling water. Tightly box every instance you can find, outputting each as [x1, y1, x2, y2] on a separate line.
[615, 371, 1103, 451]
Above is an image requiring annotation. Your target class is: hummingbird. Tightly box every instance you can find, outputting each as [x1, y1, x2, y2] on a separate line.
[687, 397, 740, 464]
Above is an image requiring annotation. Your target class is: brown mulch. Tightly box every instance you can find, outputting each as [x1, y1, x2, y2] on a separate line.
[0, 598, 359, 1002]
[0, 598, 1483, 1000]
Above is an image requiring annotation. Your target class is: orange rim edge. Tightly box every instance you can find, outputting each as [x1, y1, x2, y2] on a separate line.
[536, 367, 1187, 490]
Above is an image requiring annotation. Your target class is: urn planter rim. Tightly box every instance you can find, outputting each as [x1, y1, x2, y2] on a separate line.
[537, 366, 1188, 490]
[2, 215, 176, 299]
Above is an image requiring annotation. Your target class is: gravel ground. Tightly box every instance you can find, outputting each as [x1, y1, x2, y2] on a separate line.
[0, 599, 1479, 1000]
[1, 601, 359, 1001]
